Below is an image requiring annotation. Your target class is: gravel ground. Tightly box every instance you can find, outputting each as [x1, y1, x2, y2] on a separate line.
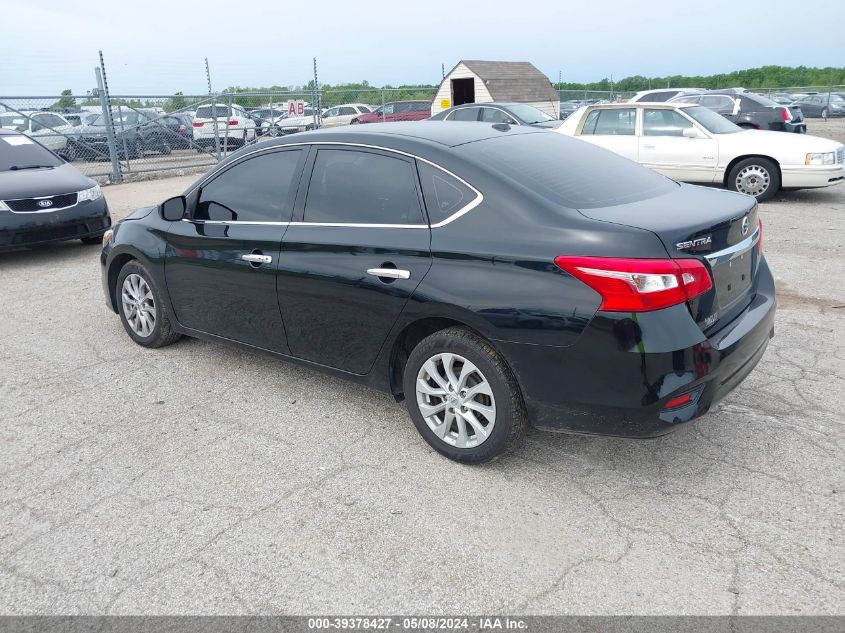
[1, 146, 843, 615]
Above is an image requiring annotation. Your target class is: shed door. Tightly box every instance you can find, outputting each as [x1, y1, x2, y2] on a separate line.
[451, 78, 475, 106]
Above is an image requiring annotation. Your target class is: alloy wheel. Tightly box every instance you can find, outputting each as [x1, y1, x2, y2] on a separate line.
[416, 352, 496, 449]
[121, 273, 156, 337]
[735, 164, 770, 197]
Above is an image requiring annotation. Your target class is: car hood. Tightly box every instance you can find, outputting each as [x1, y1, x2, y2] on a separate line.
[717, 129, 842, 157]
[0, 162, 94, 199]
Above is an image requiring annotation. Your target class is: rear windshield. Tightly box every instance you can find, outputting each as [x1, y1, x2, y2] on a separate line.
[0, 134, 63, 171]
[196, 105, 232, 118]
[0, 115, 28, 131]
[459, 131, 676, 209]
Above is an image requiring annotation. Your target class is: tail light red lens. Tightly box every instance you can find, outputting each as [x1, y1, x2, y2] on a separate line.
[757, 218, 763, 256]
[192, 121, 203, 127]
[663, 393, 693, 409]
[228, 120, 238, 126]
[554, 256, 713, 312]
[780, 107, 792, 122]
[178, 124, 186, 133]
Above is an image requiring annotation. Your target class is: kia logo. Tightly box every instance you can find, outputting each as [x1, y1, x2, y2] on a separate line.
[741, 217, 749, 236]
[37, 199, 53, 208]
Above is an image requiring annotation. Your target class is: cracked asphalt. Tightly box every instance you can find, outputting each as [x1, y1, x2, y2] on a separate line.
[1, 152, 843, 615]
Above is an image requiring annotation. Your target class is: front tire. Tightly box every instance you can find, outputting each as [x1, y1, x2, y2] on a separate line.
[116, 261, 182, 348]
[728, 157, 780, 201]
[821, 107, 829, 119]
[403, 327, 526, 463]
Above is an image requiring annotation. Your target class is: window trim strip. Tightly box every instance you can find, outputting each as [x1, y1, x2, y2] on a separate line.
[184, 141, 483, 229]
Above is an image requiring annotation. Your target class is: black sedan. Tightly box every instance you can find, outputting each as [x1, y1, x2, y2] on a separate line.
[791, 93, 845, 118]
[100, 123, 775, 463]
[428, 102, 562, 128]
[1, 129, 111, 248]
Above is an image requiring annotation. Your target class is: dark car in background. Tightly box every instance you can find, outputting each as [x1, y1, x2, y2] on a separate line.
[429, 102, 561, 128]
[99, 122, 774, 463]
[351, 101, 431, 124]
[670, 91, 806, 133]
[155, 113, 195, 148]
[0, 129, 111, 248]
[73, 109, 173, 161]
[791, 93, 845, 118]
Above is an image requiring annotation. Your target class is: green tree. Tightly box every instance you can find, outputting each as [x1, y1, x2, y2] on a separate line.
[53, 89, 76, 110]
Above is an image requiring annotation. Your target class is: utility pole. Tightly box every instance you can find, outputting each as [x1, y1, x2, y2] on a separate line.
[442, 63, 445, 80]
[558, 70, 562, 90]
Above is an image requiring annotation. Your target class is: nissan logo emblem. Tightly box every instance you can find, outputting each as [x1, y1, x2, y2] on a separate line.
[741, 217, 749, 236]
[37, 199, 53, 208]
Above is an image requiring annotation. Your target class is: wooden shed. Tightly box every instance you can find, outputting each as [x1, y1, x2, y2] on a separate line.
[432, 60, 560, 119]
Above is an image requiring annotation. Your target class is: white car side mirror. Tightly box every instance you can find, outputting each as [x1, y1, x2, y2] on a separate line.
[682, 127, 702, 139]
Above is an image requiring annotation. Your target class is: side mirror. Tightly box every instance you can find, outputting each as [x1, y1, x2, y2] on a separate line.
[682, 127, 702, 139]
[160, 195, 186, 221]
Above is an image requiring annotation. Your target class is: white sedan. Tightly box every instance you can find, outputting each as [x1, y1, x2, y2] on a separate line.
[320, 103, 372, 128]
[557, 102, 845, 200]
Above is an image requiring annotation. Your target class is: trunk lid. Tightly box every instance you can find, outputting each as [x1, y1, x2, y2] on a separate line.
[577, 184, 761, 333]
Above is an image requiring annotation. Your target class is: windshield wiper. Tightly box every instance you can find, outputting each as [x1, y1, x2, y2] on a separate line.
[8, 165, 54, 171]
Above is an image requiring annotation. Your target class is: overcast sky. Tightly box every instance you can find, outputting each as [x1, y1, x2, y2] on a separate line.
[1, 0, 843, 96]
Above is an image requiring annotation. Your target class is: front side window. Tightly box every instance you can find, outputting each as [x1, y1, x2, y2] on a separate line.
[417, 162, 478, 225]
[323, 108, 339, 118]
[581, 108, 636, 135]
[304, 149, 423, 225]
[643, 109, 694, 136]
[196, 150, 303, 222]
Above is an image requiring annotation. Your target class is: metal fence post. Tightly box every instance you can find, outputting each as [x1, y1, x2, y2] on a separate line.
[223, 92, 232, 155]
[95, 67, 121, 184]
[212, 96, 222, 161]
[381, 89, 386, 122]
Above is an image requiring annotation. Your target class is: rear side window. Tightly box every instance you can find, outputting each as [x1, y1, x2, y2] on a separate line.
[304, 149, 423, 225]
[196, 149, 303, 222]
[417, 161, 478, 225]
[581, 108, 636, 135]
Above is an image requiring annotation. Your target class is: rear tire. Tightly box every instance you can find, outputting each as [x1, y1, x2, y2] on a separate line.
[728, 157, 780, 202]
[403, 327, 526, 464]
[80, 235, 102, 245]
[116, 261, 182, 348]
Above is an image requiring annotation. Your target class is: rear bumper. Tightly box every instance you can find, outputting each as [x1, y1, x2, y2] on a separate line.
[495, 259, 776, 438]
[0, 198, 111, 248]
[781, 164, 845, 188]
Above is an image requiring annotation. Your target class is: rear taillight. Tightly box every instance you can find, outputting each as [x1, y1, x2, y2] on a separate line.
[192, 121, 203, 127]
[780, 107, 792, 122]
[228, 120, 238, 126]
[554, 256, 713, 312]
[178, 124, 186, 133]
[757, 218, 763, 256]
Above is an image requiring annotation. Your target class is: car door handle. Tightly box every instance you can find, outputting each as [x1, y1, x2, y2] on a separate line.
[241, 254, 272, 264]
[642, 144, 656, 149]
[367, 267, 410, 280]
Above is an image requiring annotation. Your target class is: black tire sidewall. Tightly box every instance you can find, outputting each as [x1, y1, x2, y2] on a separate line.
[403, 330, 520, 463]
[728, 157, 780, 202]
[116, 262, 166, 347]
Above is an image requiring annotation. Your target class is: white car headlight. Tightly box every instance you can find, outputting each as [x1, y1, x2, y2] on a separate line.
[805, 152, 835, 166]
[0, 200, 10, 212]
[78, 184, 103, 202]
